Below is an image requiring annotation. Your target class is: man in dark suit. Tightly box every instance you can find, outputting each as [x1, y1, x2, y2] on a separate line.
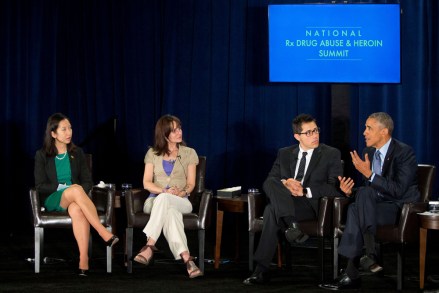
[243, 113, 343, 285]
[320, 112, 419, 290]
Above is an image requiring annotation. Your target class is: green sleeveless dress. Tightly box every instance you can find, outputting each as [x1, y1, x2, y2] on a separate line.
[44, 153, 72, 212]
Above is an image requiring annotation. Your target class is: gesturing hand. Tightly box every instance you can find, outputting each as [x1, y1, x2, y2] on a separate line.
[338, 176, 354, 197]
[350, 150, 373, 179]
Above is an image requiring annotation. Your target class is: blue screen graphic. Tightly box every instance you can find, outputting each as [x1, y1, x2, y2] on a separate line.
[268, 4, 401, 83]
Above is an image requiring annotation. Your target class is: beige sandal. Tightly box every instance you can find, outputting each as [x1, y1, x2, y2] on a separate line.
[133, 245, 157, 266]
[186, 257, 203, 278]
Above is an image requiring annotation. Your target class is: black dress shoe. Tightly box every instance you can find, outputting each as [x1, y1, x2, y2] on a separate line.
[105, 235, 119, 247]
[243, 271, 270, 285]
[319, 273, 361, 290]
[285, 222, 309, 244]
[78, 269, 89, 277]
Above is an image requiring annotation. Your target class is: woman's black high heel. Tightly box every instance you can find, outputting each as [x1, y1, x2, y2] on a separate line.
[78, 269, 89, 277]
[105, 235, 119, 247]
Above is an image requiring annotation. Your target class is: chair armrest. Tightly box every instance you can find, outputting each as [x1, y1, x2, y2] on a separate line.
[29, 188, 42, 227]
[333, 197, 352, 238]
[248, 193, 265, 232]
[398, 201, 428, 243]
[125, 189, 149, 227]
[197, 190, 213, 230]
[90, 187, 115, 226]
[316, 196, 334, 236]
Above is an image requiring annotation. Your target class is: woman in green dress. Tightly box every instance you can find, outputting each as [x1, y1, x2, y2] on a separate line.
[34, 113, 119, 276]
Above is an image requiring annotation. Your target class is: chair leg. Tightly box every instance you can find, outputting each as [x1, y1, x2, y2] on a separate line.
[333, 237, 339, 279]
[277, 242, 283, 268]
[198, 230, 205, 273]
[376, 242, 382, 264]
[106, 227, 112, 273]
[285, 241, 292, 269]
[249, 232, 255, 271]
[35, 227, 43, 273]
[318, 237, 325, 283]
[397, 244, 405, 291]
[126, 227, 133, 273]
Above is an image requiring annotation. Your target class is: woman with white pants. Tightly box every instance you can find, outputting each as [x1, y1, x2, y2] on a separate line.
[134, 114, 202, 278]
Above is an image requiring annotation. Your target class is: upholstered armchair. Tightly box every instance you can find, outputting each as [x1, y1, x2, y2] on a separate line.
[332, 164, 436, 290]
[248, 161, 344, 281]
[30, 187, 115, 273]
[125, 156, 212, 273]
[248, 192, 336, 282]
[248, 192, 283, 271]
[29, 154, 116, 273]
[248, 192, 265, 271]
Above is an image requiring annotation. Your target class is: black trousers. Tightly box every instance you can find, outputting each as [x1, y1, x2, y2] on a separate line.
[254, 177, 317, 269]
[338, 186, 400, 259]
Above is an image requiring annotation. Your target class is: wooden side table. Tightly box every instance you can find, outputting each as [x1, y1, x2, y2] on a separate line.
[419, 213, 439, 290]
[214, 195, 248, 269]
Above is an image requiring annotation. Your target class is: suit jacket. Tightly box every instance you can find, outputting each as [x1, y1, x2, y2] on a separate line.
[363, 138, 419, 207]
[34, 147, 93, 203]
[263, 143, 343, 218]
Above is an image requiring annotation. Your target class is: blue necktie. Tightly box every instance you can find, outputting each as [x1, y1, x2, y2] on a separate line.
[295, 152, 307, 181]
[373, 150, 382, 176]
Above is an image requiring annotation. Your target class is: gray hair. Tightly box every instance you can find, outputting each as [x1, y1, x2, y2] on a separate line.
[368, 112, 394, 135]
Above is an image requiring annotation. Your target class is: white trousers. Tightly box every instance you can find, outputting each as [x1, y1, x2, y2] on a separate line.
[143, 193, 192, 260]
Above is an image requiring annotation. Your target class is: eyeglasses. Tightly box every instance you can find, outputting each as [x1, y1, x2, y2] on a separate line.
[297, 127, 320, 137]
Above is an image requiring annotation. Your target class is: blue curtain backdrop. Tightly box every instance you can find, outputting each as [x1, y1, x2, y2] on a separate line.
[0, 0, 438, 233]
[348, 0, 439, 167]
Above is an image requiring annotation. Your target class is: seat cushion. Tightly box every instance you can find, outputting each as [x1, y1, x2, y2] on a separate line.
[131, 212, 202, 230]
[37, 211, 108, 228]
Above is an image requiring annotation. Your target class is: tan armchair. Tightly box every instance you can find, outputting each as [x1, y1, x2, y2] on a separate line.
[332, 164, 436, 290]
[125, 156, 212, 273]
[29, 154, 116, 273]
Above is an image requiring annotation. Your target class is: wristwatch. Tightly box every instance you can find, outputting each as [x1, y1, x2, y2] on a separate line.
[302, 187, 308, 197]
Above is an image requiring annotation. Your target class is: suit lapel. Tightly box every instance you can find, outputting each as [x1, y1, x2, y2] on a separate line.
[48, 156, 58, 183]
[303, 145, 322, 184]
[381, 140, 395, 175]
[290, 146, 300, 178]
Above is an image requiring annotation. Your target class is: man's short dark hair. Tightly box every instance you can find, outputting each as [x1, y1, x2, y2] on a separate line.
[292, 114, 317, 134]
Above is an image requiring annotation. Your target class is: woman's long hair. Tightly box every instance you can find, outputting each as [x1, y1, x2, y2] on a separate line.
[42, 113, 76, 157]
[153, 114, 186, 156]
